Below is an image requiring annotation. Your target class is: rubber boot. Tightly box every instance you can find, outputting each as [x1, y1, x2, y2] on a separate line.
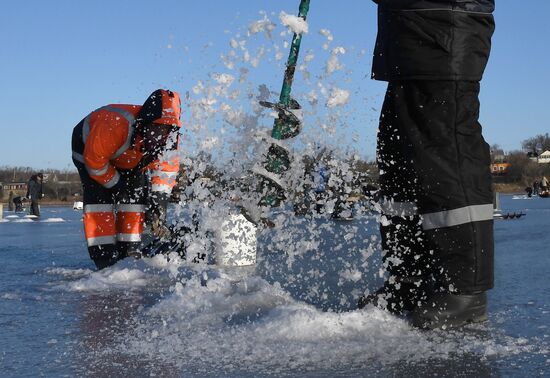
[117, 241, 143, 260]
[357, 276, 430, 314]
[412, 291, 488, 330]
[90, 244, 119, 270]
[93, 255, 119, 270]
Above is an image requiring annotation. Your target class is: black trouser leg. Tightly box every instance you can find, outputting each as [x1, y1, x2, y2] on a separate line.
[379, 81, 494, 293]
[115, 170, 147, 258]
[374, 84, 434, 312]
[73, 159, 119, 269]
[30, 201, 40, 217]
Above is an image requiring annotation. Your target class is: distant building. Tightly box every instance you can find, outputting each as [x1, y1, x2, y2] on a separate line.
[492, 153, 506, 163]
[538, 150, 550, 164]
[490, 162, 511, 175]
[1, 182, 28, 200]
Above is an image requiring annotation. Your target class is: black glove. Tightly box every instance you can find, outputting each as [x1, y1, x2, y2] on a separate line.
[147, 193, 170, 238]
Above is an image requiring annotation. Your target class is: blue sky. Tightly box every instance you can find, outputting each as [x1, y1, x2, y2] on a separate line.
[0, 1, 548, 169]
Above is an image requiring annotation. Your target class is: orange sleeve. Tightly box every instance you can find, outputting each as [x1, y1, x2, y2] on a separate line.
[83, 111, 129, 188]
[148, 134, 180, 194]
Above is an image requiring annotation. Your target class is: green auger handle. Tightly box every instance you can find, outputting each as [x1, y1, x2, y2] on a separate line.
[258, 0, 310, 208]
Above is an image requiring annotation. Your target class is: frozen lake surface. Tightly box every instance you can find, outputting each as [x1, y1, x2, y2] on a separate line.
[1, 195, 549, 377]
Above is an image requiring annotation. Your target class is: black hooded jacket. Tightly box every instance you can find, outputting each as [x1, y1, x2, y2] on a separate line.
[372, 0, 495, 81]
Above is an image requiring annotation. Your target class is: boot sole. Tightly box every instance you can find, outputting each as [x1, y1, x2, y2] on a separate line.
[412, 305, 488, 330]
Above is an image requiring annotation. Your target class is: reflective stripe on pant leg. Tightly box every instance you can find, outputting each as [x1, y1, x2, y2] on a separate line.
[116, 204, 145, 242]
[422, 204, 493, 230]
[390, 81, 494, 292]
[83, 204, 116, 247]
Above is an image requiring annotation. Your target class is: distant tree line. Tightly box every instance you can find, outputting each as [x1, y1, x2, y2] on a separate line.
[0, 166, 81, 202]
[521, 133, 550, 154]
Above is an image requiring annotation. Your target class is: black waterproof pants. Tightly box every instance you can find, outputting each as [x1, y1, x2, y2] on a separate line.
[377, 81, 494, 293]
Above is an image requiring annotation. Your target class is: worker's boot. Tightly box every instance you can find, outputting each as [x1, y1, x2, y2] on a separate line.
[90, 245, 119, 270]
[357, 276, 430, 315]
[117, 241, 143, 260]
[93, 254, 119, 270]
[412, 291, 488, 330]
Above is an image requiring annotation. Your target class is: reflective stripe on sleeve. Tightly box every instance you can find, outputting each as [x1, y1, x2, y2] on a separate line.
[82, 115, 91, 143]
[103, 170, 120, 189]
[102, 106, 136, 159]
[422, 204, 494, 230]
[86, 163, 110, 176]
[72, 151, 85, 163]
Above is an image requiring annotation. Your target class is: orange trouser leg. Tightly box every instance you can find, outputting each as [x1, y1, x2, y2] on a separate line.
[83, 204, 118, 266]
[116, 203, 146, 256]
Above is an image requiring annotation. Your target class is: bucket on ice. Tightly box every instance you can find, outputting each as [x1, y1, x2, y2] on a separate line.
[214, 213, 257, 266]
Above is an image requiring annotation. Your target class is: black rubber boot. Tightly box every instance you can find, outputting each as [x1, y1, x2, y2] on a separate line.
[412, 291, 488, 330]
[90, 245, 119, 270]
[116, 241, 143, 260]
[357, 277, 430, 314]
[93, 255, 119, 270]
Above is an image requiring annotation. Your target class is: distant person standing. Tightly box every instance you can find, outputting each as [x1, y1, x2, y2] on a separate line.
[26, 173, 44, 217]
[7, 191, 14, 211]
[541, 176, 549, 192]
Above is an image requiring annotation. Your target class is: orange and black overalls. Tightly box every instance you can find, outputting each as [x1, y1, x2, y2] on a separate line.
[71, 104, 179, 268]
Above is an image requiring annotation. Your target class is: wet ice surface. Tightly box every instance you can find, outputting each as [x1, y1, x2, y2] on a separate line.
[1, 197, 549, 377]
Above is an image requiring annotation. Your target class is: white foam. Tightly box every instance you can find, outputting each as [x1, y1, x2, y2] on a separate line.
[114, 271, 537, 375]
[5, 215, 20, 219]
